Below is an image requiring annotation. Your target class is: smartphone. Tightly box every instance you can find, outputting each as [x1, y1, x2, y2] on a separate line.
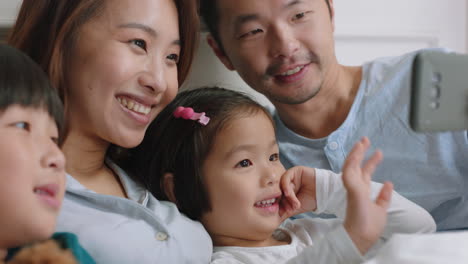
[410, 50, 468, 132]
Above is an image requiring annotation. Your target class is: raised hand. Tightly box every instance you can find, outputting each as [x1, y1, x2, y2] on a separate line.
[279, 166, 317, 221]
[342, 137, 393, 255]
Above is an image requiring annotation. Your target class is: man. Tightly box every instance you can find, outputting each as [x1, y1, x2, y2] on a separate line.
[200, 0, 468, 231]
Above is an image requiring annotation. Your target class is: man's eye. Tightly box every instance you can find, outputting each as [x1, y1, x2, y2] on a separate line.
[14, 121, 30, 131]
[239, 28, 263, 39]
[269, 153, 279, 162]
[130, 39, 147, 51]
[293, 11, 312, 21]
[294, 12, 306, 20]
[237, 159, 253, 168]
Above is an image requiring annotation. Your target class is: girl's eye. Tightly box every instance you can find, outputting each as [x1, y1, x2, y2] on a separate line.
[237, 159, 253, 168]
[269, 153, 279, 162]
[14, 121, 30, 131]
[167, 53, 179, 63]
[130, 39, 147, 51]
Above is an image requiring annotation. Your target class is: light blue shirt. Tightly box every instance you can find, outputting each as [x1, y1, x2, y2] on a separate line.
[274, 49, 468, 231]
[56, 159, 212, 263]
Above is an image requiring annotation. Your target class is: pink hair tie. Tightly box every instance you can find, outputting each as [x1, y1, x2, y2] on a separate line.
[173, 106, 210, 125]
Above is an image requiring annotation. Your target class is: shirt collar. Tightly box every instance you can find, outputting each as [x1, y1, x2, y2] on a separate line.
[65, 159, 149, 205]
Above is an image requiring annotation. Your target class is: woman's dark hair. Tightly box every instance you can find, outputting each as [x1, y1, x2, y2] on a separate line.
[0, 44, 64, 143]
[126, 87, 272, 220]
[9, 0, 199, 99]
[8, 0, 200, 153]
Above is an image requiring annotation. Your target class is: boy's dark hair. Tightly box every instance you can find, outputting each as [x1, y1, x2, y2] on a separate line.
[126, 87, 272, 220]
[200, 0, 332, 48]
[0, 44, 64, 143]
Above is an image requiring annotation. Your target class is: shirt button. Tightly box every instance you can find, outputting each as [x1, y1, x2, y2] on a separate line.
[155, 232, 168, 241]
[328, 141, 339, 151]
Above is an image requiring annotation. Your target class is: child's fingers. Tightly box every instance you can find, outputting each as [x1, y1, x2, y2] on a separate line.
[375, 182, 393, 209]
[361, 150, 383, 181]
[280, 170, 294, 197]
[343, 137, 369, 171]
[280, 170, 300, 207]
[279, 195, 300, 219]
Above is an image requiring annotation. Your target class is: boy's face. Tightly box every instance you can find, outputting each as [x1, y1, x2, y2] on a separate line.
[201, 111, 286, 246]
[0, 105, 66, 248]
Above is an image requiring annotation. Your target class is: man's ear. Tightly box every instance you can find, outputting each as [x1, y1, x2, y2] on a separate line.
[328, 0, 336, 31]
[207, 34, 235, 71]
[162, 173, 177, 204]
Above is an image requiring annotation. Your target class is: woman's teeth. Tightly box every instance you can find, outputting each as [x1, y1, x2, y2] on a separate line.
[280, 66, 304, 76]
[118, 97, 151, 114]
[255, 198, 277, 207]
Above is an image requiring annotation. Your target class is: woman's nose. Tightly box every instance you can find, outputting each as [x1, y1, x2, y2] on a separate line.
[138, 60, 168, 94]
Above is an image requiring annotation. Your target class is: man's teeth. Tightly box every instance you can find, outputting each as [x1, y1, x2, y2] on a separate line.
[280, 66, 304, 76]
[118, 97, 151, 114]
[255, 198, 276, 207]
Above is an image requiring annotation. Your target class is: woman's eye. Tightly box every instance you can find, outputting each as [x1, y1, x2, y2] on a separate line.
[51, 137, 59, 146]
[237, 159, 253, 168]
[130, 39, 147, 51]
[167, 53, 179, 63]
[269, 153, 279, 162]
[14, 121, 30, 131]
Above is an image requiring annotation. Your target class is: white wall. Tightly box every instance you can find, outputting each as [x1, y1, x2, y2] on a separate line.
[334, 0, 467, 65]
[0, 0, 21, 26]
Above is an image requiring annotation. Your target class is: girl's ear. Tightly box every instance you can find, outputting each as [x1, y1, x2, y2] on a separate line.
[162, 173, 177, 204]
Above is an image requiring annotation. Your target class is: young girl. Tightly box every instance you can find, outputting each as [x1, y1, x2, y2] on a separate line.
[128, 87, 435, 264]
[0, 44, 94, 263]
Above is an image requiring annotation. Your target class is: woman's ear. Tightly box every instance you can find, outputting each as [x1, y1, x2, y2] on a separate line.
[162, 173, 177, 204]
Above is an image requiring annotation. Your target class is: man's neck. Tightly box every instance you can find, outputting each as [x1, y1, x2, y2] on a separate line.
[274, 65, 363, 139]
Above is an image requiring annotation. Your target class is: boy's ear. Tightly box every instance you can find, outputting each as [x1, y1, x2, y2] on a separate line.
[162, 173, 177, 204]
[206, 34, 235, 71]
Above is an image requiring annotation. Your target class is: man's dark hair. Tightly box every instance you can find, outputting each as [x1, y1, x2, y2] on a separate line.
[126, 87, 272, 220]
[0, 44, 64, 144]
[200, 0, 332, 48]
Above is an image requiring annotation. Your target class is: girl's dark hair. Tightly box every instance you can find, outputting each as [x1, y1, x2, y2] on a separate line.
[126, 87, 272, 220]
[0, 44, 64, 143]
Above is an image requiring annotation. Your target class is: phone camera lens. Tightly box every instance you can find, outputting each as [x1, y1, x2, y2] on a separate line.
[432, 72, 442, 84]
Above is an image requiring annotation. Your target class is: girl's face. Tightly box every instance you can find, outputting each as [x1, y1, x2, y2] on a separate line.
[66, 0, 180, 148]
[0, 105, 65, 248]
[201, 111, 286, 247]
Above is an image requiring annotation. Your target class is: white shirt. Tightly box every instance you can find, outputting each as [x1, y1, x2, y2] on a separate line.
[56, 159, 212, 264]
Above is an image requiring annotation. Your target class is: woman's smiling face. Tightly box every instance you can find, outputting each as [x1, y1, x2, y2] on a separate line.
[66, 0, 181, 148]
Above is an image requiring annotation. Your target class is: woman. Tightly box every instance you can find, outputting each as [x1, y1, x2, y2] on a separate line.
[8, 0, 211, 263]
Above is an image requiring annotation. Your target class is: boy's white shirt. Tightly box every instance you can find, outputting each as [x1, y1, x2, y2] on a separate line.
[211, 169, 436, 264]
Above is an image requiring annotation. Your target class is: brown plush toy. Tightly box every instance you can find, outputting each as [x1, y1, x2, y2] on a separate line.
[3, 240, 77, 264]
